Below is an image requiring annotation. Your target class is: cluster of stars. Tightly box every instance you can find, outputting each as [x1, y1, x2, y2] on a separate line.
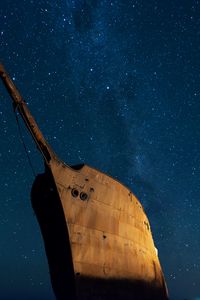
[0, 1, 200, 300]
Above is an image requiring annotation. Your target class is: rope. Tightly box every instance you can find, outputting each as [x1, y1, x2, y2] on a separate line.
[17, 104, 50, 164]
[14, 110, 36, 177]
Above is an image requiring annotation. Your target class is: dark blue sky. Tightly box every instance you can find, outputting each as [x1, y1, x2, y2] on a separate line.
[0, 1, 200, 299]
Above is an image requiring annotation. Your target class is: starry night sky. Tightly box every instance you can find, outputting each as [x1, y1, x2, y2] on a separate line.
[0, 1, 200, 299]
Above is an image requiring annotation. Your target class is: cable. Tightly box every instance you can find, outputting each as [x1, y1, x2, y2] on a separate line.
[14, 110, 36, 177]
[17, 104, 51, 164]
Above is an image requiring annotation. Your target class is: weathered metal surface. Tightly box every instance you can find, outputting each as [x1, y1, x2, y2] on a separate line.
[49, 159, 168, 299]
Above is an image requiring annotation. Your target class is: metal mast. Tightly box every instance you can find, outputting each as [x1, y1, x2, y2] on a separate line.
[0, 63, 56, 163]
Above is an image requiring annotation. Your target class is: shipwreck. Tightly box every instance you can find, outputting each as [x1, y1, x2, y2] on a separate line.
[0, 63, 168, 300]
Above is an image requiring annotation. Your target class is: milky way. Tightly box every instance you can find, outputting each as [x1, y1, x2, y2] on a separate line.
[0, 1, 200, 299]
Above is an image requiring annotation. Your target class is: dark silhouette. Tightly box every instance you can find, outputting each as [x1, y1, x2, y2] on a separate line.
[31, 167, 76, 300]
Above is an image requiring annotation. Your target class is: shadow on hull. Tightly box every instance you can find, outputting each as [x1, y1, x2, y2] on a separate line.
[31, 169, 168, 300]
[76, 276, 168, 300]
[31, 168, 76, 300]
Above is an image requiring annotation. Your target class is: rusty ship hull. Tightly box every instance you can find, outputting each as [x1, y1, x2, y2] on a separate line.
[31, 159, 168, 300]
[0, 63, 168, 300]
